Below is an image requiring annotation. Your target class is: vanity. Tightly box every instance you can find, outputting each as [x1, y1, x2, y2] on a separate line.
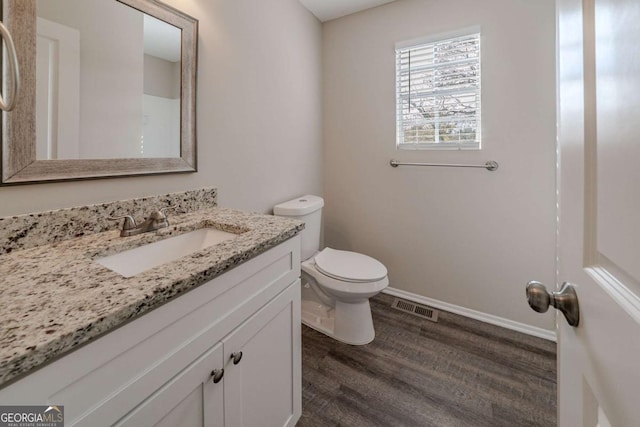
[0, 189, 303, 427]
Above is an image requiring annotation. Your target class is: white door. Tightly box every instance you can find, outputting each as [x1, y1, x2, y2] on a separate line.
[35, 17, 80, 160]
[113, 342, 224, 427]
[556, 0, 640, 425]
[222, 282, 301, 427]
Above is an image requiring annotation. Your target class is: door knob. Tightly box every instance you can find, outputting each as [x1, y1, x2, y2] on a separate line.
[526, 281, 580, 327]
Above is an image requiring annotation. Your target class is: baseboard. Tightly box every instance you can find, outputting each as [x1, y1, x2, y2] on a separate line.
[382, 287, 557, 342]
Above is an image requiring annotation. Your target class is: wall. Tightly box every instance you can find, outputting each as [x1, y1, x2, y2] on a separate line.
[0, 0, 323, 217]
[142, 95, 180, 157]
[144, 54, 180, 99]
[143, 55, 181, 157]
[322, 0, 557, 331]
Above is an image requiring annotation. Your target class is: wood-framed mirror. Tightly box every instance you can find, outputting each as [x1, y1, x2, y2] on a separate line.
[1, 0, 197, 184]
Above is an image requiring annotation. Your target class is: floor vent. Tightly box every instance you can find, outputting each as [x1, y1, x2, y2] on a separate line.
[391, 298, 439, 322]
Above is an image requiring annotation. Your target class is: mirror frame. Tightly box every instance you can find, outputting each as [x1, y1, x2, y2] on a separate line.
[1, 0, 197, 184]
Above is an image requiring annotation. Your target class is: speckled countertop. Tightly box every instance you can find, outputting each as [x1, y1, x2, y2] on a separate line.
[0, 207, 303, 388]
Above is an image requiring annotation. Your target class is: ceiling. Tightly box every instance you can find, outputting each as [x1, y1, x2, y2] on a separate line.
[299, 0, 397, 22]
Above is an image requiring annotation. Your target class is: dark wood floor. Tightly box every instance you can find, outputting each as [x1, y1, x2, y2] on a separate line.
[298, 293, 557, 427]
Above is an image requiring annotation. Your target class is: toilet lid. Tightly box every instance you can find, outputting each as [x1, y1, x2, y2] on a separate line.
[314, 248, 387, 282]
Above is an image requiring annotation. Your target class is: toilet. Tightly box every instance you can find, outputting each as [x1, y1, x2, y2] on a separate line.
[274, 195, 389, 345]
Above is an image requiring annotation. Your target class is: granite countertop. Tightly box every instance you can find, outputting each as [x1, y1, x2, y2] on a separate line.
[0, 207, 303, 388]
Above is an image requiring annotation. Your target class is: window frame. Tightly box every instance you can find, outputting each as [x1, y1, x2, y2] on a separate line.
[395, 26, 482, 151]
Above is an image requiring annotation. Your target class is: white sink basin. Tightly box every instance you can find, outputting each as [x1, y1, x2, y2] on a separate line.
[97, 228, 238, 278]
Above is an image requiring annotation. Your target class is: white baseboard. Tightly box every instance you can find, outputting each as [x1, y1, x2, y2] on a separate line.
[382, 287, 557, 342]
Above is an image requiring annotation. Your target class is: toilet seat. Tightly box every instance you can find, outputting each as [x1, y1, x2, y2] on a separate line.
[302, 260, 389, 297]
[314, 248, 387, 283]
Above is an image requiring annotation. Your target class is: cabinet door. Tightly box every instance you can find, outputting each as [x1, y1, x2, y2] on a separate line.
[223, 281, 301, 427]
[114, 342, 225, 427]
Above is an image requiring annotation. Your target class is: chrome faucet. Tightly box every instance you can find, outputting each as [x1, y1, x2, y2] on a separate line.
[109, 207, 172, 237]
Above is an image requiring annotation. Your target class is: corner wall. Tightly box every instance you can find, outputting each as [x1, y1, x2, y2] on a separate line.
[0, 0, 322, 217]
[322, 0, 557, 330]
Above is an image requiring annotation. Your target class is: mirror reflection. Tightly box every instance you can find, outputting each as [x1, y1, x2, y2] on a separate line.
[35, 0, 181, 160]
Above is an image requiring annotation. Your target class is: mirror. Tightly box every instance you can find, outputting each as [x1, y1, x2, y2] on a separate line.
[1, 0, 197, 184]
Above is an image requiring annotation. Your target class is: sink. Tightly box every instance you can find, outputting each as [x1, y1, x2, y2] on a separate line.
[97, 228, 238, 278]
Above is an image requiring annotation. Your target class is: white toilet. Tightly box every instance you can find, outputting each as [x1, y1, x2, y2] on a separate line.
[274, 195, 389, 345]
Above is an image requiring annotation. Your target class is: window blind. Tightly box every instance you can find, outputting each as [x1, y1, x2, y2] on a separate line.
[396, 32, 481, 149]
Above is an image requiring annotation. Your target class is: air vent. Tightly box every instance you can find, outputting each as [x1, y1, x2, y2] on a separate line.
[391, 298, 438, 322]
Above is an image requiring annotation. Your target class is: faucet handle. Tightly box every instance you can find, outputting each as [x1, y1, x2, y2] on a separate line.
[147, 207, 174, 227]
[148, 208, 169, 219]
[151, 206, 175, 222]
[107, 215, 137, 231]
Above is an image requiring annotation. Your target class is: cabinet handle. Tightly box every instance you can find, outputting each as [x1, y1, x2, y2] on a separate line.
[0, 21, 20, 112]
[211, 368, 224, 384]
[231, 352, 243, 365]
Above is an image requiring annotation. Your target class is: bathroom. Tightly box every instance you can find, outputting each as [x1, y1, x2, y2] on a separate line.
[0, 0, 638, 425]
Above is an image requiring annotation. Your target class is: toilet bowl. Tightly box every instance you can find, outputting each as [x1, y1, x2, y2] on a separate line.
[274, 196, 389, 345]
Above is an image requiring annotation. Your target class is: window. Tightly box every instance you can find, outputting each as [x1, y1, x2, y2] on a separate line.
[396, 30, 481, 150]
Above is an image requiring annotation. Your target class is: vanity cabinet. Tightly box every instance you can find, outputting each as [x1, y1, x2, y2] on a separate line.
[117, 282, 300, 427]
[0, 236, 301, 427]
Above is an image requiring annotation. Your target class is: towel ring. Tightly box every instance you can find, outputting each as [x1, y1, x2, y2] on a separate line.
[0, 21, 20, 112]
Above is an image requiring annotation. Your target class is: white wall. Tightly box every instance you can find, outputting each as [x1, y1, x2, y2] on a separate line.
[144, 54, 180, 99]
[0, 0, 322, 217]
[322, 0, 557, 330]
[142, 95, 180, 157]
[143, 55, 181, 157]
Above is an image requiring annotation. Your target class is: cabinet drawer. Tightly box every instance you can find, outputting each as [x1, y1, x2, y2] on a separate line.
[0, 236, 300, 427]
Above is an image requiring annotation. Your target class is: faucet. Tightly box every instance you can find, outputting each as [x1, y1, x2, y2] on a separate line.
[109, 207, 172, 237]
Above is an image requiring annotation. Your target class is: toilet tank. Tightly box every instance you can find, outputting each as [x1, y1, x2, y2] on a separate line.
[273, 195, 324, 261]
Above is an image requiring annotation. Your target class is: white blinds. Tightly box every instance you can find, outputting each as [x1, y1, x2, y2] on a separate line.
[396, 32, 481, 149]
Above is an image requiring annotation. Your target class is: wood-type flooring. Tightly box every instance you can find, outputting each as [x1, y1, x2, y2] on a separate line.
[298, 293, 557, 427]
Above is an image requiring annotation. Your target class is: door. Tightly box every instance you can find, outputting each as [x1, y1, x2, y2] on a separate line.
[35, 17, 80, 159]
[222, 281, 301, 427]
[557, 0, 640, 425]
[114, 342, 225, 427]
